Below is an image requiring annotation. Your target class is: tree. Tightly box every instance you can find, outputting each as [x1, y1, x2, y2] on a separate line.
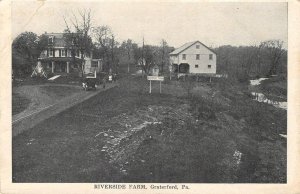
[13, 32, 38, 60]
[12, 32, 48, 76]
[92, 25, 115, 72]
[63, 9, 93, 77]
[136, 37, 156, 76]
[110, 34, 120, 73]
[160, 39, 168, 73]
[259, 40, 285, 76]
[122, 39, 133, 73]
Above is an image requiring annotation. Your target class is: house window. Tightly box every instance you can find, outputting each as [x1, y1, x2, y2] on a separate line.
[48, 37, 54, 44]
[196, 54, 200, 60]
[208, 65, 212, 69]
[209, 54, 213, 60]
[195, 64, 199, 68]
[59, 49, 61, 57]
[182, 54, 186, 60]
[196, 45, 200, 49]
[62, 49, 66, 57]
[49, 49, 54, 57]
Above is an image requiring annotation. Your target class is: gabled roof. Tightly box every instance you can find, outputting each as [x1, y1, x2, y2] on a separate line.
[169, 41, 216, 55]
[46, 33, 66, 47]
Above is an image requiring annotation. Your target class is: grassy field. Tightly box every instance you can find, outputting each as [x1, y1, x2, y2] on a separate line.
[12, 84, 83, 117]
[12, 75, 286, 183]
[12, 93, 31, 115]
[39, 85, 82, 98]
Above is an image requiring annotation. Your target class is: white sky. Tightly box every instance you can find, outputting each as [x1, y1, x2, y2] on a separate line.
[12, 1, 287, 48]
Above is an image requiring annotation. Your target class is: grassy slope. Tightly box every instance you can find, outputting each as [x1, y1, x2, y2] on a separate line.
[259, 75, 287, 101]
[12, 76, 286, 183]
[39, 85, 81, 98]
[12, 93, 31, 115]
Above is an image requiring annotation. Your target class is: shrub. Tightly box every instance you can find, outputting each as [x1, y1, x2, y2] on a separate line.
[189, 96, 217, 120]
[179, 75, 196, 98]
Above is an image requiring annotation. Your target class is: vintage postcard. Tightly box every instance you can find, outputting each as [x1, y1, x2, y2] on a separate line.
[1, 0, 300, 193]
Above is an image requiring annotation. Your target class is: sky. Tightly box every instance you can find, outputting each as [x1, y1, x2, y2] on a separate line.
[12, 1, 288, 48]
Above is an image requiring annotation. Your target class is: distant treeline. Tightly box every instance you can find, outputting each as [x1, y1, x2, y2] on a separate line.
[12, 33, 286, 80]
[214, 40, 287, 82]
[12, 9, 287, 79]
[12, 30, 286, 81]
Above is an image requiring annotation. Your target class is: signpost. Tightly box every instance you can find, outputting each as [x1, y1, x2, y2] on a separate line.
[147, 76, 164, 94]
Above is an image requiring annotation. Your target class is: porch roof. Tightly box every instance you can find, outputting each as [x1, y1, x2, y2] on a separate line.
[38, 57, 83, 62]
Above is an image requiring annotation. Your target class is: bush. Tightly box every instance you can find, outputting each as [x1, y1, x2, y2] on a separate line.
[179, 75, 196, 98]
[189, 96, 217, 120]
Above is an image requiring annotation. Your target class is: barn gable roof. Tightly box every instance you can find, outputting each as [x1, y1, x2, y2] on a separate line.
[169, 41, 216, 55]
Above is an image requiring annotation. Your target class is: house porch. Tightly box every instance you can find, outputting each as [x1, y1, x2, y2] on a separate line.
[39, 57, 83, 75]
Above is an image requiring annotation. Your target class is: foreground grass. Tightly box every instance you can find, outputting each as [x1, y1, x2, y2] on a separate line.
[39, 85, 81, 98]
[12, 92, 31, 115]
[12, 76, 286, 183]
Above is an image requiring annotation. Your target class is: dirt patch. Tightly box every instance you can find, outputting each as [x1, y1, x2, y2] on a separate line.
[98, 104, 191, 166]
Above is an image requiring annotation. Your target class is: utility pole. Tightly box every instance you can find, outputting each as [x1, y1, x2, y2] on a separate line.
[161, 39, 165, 73]
[111, 34, 115, 73]
[142, 36, 145, 77]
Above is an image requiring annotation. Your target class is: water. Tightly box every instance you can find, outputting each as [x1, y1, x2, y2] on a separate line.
[279, 134, 287, 139]
[250, 77, 287, 110]
[250, 77, 287, 138]
[251, 92, 287, 110]
[250, 78, 269, 86]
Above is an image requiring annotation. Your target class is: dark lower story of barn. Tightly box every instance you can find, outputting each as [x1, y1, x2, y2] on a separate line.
[172, 63, 190, 73]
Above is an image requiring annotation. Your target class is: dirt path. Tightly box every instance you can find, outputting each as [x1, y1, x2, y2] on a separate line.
[12, 83, 117, 137]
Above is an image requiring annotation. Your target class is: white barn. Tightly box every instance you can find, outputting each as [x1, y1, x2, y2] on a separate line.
[169, 41, 217, 76]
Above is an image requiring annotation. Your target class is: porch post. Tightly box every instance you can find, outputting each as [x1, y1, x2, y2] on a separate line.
[177, 64, 180, 79]
[98, 60, 101, 71]
[51, 61, 55, 73]
[82, 61, 85, 75]
[67, 61, 70, 73]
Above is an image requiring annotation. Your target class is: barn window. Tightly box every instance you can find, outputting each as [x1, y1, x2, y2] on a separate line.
[195, 64, 199, 68]
[209, 54, 213, 60]
[182, 54, 186, 60]
[196, 45, 200, 49]
[91, 61, 98, 67]
[208, 65, 212, 69]
[196, 54, 200, 60]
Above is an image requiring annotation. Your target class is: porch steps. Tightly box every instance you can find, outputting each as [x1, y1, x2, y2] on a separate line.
[48, 75, 61, 81]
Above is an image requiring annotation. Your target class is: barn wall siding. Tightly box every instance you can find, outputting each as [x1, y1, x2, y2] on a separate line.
[170, 42, 217, 74]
